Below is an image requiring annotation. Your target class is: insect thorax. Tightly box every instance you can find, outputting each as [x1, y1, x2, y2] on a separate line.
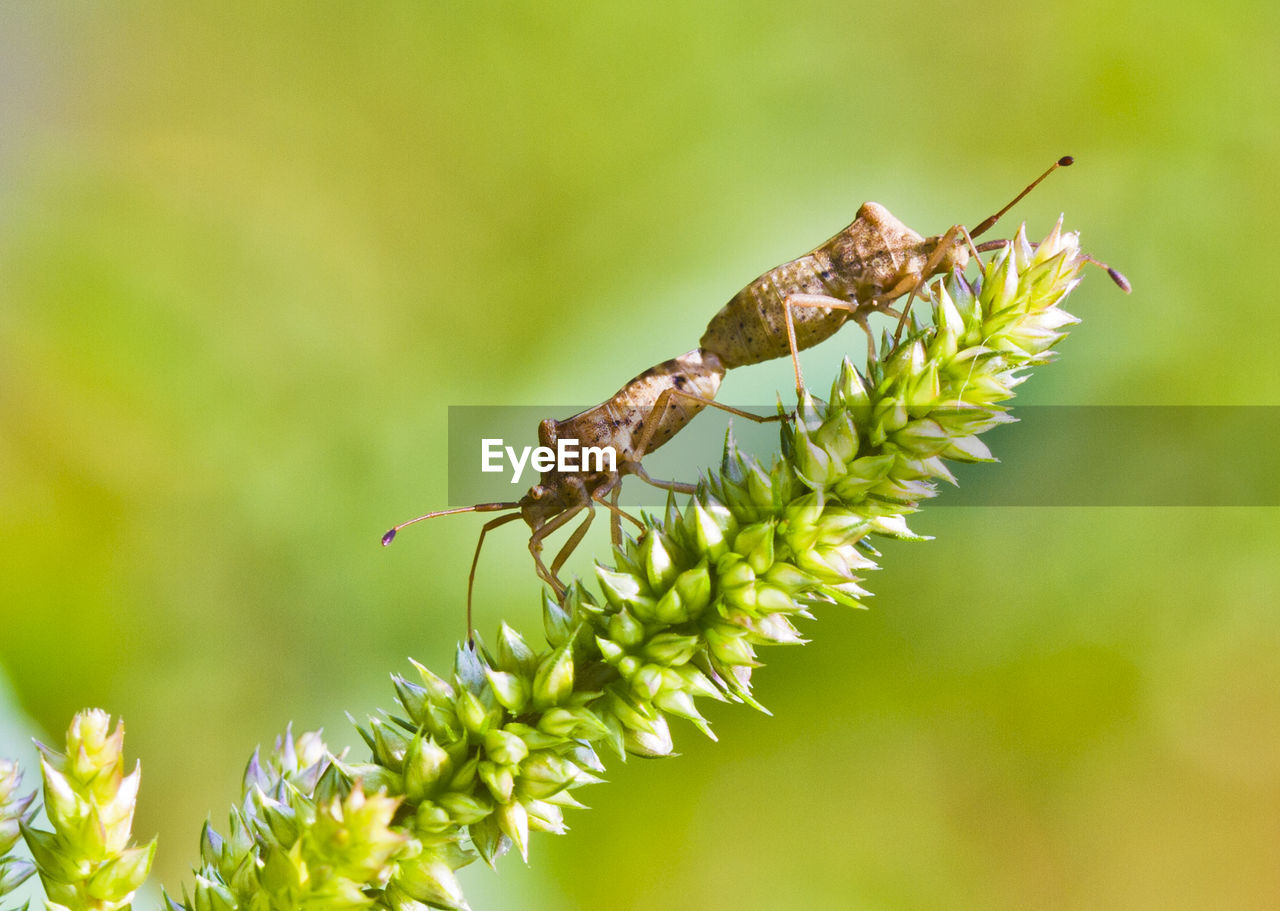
[821, 202, 936, 296]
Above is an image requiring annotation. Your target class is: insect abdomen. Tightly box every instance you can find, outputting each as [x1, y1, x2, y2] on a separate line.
[700, 254, 847, 369]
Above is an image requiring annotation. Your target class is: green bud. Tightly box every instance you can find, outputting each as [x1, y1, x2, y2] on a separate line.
[534, 706, 599, 742]
[686, 498, 731, 559]
[716, 553, 756, 592]
[892, 418, 950, 457]
[455, 689, 494, 737]
[622, 714, 675, 758]
[794, 391, 824, 432]
[596, 636, 626, 665]
[595, 565, 644, 608]
[753, 611, 804, 643]
[640, 531, 679, 591]
[815, 410, 859, 464]
[483, 729, 530, 767]
[542, 589, 574, 647]
[606, 608, 645, 648]
[653, 585, 689, 624]
[35, 758, 82, 837]
[0, 857, 35, 895]
[764, 562, 819, 593]
[673, 560, 712, 616]
[495, 623, 539, 677]
[392, 673, 431, 724]
[436, 791, 492, 826]
[495, 800, 530, 862]
[872, 396, 910, 440]
[793, 425, 837, 488]
[86, 841, 155, 902]
[515, 754, 577, 800]
[906, 361, 941, 415]
[704, 625, 758, 667]
[447, 756, 480, 793]
[943, 433, 995, 462]
[629, 664, 663, 701]
[390, 850, 470, 910]
[368, 715, 412, 770]
[408, 658, 457, 706]
[653, 689, 715, 740]
[416, 800, 453, 832]
[673, 664, 726, 702]
[525, 799, 567, 835]
[831, 358, 870, 416]
[499, 722, 561, 752]
[745, 462, 777, 509]
[403, 734, 452, 801]
[478, 760, 515, 803]
[0, 759, 34, 844]
[733, 521, 775, 575]
[485, 668, 530, 714]
[754, 586, 800, 616]
[642, 632, 700, 667]
[531, 639, 576, 710]
[192, 875, 238, 911]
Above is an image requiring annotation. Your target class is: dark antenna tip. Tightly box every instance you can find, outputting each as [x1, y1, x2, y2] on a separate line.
[1107, 267, 1132, 293]
[971, 156, 1074, 240]
[381, 529, 398, 546]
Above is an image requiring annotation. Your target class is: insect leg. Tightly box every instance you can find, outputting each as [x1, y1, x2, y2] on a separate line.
[466, 511, 525, 646]
[550, 507, 595, 580]
[609, 484, 622, 546]
[628, 462, 698, 495]
[593, 484, 644, 541]
[781, 293, 865, 391]
[528, 503, 588, 599]
[658, 387, 788, 428]
[891, 224, 966, 343]
[631, 385, 788, 482]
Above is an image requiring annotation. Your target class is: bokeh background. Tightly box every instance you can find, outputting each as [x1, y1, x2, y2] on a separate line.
[2, 3, 1277, 909]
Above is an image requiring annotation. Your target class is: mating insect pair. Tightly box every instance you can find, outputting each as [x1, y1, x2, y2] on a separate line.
[384, 157, 1129, 643]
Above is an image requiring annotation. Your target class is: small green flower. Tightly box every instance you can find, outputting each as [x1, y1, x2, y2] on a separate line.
[0, 758, 36, 902]
[19, 710, 155, 911]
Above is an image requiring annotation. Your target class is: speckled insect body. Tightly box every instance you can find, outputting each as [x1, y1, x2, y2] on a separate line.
[384, 347, 772, 642]
[700, 201, 968, 371]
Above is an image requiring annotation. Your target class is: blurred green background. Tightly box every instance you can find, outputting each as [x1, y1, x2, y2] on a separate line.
[2, 2, 1277, 909]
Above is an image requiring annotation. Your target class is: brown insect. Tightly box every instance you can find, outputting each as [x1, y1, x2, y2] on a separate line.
[699, 156, 1129, 390]
[386, 157, 1129, 642]
[383, 348, 779, 643]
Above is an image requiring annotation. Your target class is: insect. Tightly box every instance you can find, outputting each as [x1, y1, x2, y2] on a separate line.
[383, 348, 780, 643]
[699, 156, 1129, 391]
[386, 157, 1129, 642]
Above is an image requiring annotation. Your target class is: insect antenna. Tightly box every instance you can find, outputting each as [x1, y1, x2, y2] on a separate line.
[382, 500, 523, 647]
[1083, 254, 1132, 292]
[970, 155, 1074, 240]
[966, 155, 1131, 293]
[381, 501, 520, 545]
[972, 235, 1131, 293]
